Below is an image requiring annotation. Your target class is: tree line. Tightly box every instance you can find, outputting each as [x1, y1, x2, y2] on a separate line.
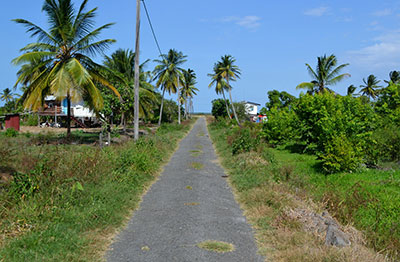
[1, 0, 198, 137]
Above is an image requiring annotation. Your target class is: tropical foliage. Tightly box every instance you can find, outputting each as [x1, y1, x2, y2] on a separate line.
[12, 0, 120, 135]
[209, 55, 241, 124]
[296, 54, 350, 94]
[153, 49, 187, 125]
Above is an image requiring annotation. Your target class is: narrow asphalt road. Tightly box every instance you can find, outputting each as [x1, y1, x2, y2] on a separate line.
[106, 117, 264, 262]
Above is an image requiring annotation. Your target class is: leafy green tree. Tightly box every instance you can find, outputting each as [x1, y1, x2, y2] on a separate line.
[208, 63, 231, 119]
[360, 74, 381, 99]
[12, 0, 120, 136]
[211, 98, 230, 119]
[214, 55, 241, 125]
[297, 54, 350, 94]
[0, 88, 14, 103]
[265, 90, 296, 111]
[181, 69, 198, 119]
[153, 49, 187, 125]
[103, 49, 157, 130]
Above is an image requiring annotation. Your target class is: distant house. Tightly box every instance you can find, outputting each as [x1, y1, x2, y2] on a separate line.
[38, 96, 97, 127]
[244, 101, 261, 116]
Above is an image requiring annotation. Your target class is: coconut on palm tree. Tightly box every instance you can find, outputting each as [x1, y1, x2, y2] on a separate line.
[181, 69, 198, 119]
[297, 54, 350, 94]
[13, 0, 120, 136]
[360, 74, 381, 99]
[208, 64, 231, 119]
[214, 55, 241, 125]
[103, 49, 157, 130]
[153, 49, 187, 125]
[0, 88, 14, 103]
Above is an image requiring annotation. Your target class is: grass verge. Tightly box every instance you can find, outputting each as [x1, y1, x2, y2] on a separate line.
[207, 117, 393, 262]
[0, 119, 195, 262]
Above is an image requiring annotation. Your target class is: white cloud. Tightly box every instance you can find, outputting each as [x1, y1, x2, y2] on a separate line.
[222, 16, 261, 30]
[304, 7, 329, 17]
[372, 9, 392, 17]
[348, 31, 400, 69]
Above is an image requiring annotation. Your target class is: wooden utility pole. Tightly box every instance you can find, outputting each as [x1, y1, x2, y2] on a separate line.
[134, 0, 141, 140]
[177, 74, 181, 124]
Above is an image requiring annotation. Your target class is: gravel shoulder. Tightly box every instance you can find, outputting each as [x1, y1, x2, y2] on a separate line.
[106, 117, 264, 262]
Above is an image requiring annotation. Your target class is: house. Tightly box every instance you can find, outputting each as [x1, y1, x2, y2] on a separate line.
[38, 96, 97, 127]
[244, 101, 261, 116]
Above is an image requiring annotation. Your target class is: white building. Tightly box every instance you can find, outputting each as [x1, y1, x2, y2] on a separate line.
[244, 101, 261, 116]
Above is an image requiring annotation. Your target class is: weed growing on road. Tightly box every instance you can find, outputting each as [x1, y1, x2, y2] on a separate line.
[197, 240, 234, 253]
[184, 202, 200, 206]
[190, 162, 204, 170]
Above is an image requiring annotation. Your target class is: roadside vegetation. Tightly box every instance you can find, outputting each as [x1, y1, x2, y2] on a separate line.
[0, 120, 194, 261]
[208, 54, 400, 260]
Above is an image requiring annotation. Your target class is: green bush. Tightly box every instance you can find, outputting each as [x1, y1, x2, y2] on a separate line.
[320, 134, 363, 173]
[4, 128, 18, 137]
[262, 107, 299, 145]
[228, 126, 260, 155]
[22, 114, 39, 126]
[211, 98, 230, 119]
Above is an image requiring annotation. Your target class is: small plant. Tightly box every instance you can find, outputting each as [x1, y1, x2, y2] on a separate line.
[5, 128, 18, 137]
[190, 162, 204, 170]
[197, 240, 235, 253]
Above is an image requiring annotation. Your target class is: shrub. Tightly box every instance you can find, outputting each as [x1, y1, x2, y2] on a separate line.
[228, 126, 260, 155]
[4, 128, 18, 137]
[211, 98, 230, 119]
[262, 107, 299, 145]
[320, 134, 363, 173]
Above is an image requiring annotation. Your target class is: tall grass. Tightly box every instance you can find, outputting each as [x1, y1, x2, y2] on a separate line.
[0, 120, 193, 261]
[207, 118, 396, 261]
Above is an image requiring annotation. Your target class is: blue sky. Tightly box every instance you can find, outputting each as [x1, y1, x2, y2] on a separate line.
[1, 0, 400, 112]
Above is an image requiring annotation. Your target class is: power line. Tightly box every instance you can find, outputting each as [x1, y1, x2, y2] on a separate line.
[142, 0, 164, 58]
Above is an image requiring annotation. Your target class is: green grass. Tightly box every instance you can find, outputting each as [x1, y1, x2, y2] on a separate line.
[0, 121, 194, 262]
[190, 162, 204, 170]
[207, 119, 400, 260]
[197, 240, 235, 253]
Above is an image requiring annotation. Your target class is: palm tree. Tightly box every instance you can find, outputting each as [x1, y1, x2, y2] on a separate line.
[153, 49, 187, 125]
[12, 0, 120, 136]
[215, 55, 241, 125]
[103, 49, 157, 130]
[208, 64, 231, 119]
[1, 88, 14, 103]
[347, 85, 357, 96]
[360, 74, 381, 99]
[385, 71, 400, 85]
[297, 54, 350, 94]
[181, 69, 198, 119]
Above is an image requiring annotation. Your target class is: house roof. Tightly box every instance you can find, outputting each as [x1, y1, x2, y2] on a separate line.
[244, 101, 261, 106]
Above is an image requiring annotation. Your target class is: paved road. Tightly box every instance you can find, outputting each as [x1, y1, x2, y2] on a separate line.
[106, 117, 264, 262]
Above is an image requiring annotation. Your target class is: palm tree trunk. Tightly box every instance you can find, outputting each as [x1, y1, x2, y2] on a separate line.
[158, 88, 166, 126]
[121, 111, 126, 133]
[221, 90, 232, 119]
[67, 93, 71, 137]
[185, 99, 188, 120]
[227, 78, 240, 126]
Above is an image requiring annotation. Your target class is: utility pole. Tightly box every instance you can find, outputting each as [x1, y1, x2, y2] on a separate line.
[177, 74, 181, 124]
[134, 0, 141, 140]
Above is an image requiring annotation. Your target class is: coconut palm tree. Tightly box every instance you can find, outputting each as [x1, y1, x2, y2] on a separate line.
[153, 49, 187, 125]
[181, 69, 198, 119]
[12, 0, 120, 136]
[215, 55, 241, 125]
[0, 88, 14, 103]
[208, 64, 231, 119]
[297, 54, 350, 94]
[347, 85, 357, 96]
[385, 71, 400, 85]
[360, 74, 381, 99]
[103, 49, 157, 130]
